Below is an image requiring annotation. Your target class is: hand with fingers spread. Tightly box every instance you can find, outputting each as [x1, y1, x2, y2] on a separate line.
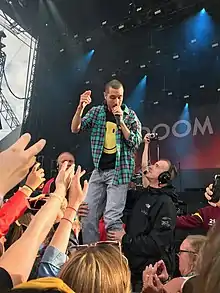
[68, 165, 88, 207]
[25, 163, 46, 191]
[0, 133, 46, 196]
[142, 264, 166, 293]
[55, 161, 75, 195]
[78, 90, 92, 110]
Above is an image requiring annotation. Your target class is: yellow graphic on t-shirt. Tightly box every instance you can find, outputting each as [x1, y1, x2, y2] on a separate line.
[103, 121, 117, 154]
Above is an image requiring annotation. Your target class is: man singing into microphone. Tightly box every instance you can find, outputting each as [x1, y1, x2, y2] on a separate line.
[71, 79, 142, 244]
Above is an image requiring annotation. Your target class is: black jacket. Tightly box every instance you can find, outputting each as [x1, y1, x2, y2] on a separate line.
[122, 185, 177, 281]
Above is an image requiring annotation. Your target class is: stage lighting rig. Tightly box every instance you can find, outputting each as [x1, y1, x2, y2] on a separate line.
[0, 31, 6, 50]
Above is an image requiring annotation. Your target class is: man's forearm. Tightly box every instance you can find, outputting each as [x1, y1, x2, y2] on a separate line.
[142, 143, 149, 171]
[71, 106, 83, 133]
[120, 121, 131, 140]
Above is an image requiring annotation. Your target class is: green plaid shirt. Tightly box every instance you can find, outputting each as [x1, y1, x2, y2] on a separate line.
[81, 104, 142, 185]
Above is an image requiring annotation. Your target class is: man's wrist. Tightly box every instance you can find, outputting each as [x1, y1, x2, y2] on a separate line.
[120, 118, 125, 126]
[76, 105, 84, 116]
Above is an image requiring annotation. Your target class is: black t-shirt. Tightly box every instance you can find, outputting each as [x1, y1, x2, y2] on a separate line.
[99, 111, 117, 170]
[0, 267, 13, 290]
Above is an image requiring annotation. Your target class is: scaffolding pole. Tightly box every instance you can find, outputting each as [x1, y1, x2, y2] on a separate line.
[0, 50, 20, 130]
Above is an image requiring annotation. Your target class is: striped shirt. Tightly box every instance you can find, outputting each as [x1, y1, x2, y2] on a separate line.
[81, 104, 142, 185]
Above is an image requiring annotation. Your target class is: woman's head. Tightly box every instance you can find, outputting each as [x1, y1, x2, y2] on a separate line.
[59, 244, 131, 293]
[178, 235, 206, 276]
[5, 212, 33, 250]
[194, 220, 220, 293]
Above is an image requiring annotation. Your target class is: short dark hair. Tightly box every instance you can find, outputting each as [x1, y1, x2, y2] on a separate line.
[161, 159, 178, 180]
[105, 79, 124, 92]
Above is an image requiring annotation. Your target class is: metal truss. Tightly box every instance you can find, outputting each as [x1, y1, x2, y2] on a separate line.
[0, 10, 32, 48]
[22, 37, 39, 125]
[0, 9, 39, 130]
[0, 51, 20, 130]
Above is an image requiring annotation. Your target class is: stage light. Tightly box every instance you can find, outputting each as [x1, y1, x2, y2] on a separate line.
[201, 8, 206, 14]
[185, 103, 189, 108]
[212, 42, 219, 48]
[154, 101, 159, 105]
[155, 9, 161, 15]
[140, 64, 146, 68]
[184, 95, 190, 99]
[156, 50, 161, 54]
[118, 24, 124, 30]
[173, 54, 179, 59]
[168, 92, 173, 96]
[125, 60, 129, 64]
[217, 88, 220, 92]
[200, 84, 205, 89]
[73, 34, 78, 38]
[191, 39, 196, 43]
[86, 37, 92, 42]
[98, 68, 103, 72]
[59, 48, 64, 53]
[112, 73, 116, 77]
[85, 81, 90, 84]
[102, 21, 107, 25]
[136, 7, 142, 12]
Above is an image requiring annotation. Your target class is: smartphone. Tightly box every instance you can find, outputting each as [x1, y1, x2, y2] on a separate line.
[209, 175, 220, 203]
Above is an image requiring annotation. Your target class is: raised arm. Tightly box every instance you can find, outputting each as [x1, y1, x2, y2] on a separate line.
[0, 162, 74, 286]
[71, 90, 91, 133]
[142, 134, 150, 188]
[38, 166, 88, 278]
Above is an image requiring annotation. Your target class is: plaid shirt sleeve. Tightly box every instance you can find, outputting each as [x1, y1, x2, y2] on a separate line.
[80, 106, 97, 132]
[123, 110, 142, 151]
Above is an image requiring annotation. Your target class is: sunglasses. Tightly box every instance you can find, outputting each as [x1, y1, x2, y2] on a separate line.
[72, 241, 121, 251]
[177, 249, 197, 257]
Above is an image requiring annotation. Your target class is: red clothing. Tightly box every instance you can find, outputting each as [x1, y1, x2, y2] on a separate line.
[176, 205, 220, 231]
[0, 190, 28, 237]
[42, 178, 55, 194]
[99, 218, 126, 241]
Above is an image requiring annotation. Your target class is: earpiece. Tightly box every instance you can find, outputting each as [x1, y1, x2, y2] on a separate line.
[158, 164, 177, 185]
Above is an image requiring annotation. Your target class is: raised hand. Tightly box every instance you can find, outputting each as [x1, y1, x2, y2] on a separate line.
[143, 134, 151, 144]
[55, 161, 75, 194]
[154, 260, 169, 282]
[0, 133, 46, 196]
[25, 163, 46, 191]
[78, 90, 92, 110]
[68, 165, 88, 207]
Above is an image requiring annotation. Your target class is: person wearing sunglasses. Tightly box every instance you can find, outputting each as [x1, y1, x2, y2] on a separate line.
[142, 235, 206, 293]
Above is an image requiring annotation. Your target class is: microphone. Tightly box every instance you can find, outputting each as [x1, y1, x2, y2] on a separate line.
[114, 105, 125, 127]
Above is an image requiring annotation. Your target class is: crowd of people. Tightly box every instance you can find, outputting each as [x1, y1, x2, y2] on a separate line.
[0, 79, 220, 293]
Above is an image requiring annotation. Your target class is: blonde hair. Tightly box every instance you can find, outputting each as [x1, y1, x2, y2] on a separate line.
[185, 235, 207, 271]
[59, 245, 131, 293]
[194, 221, 220, 293]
